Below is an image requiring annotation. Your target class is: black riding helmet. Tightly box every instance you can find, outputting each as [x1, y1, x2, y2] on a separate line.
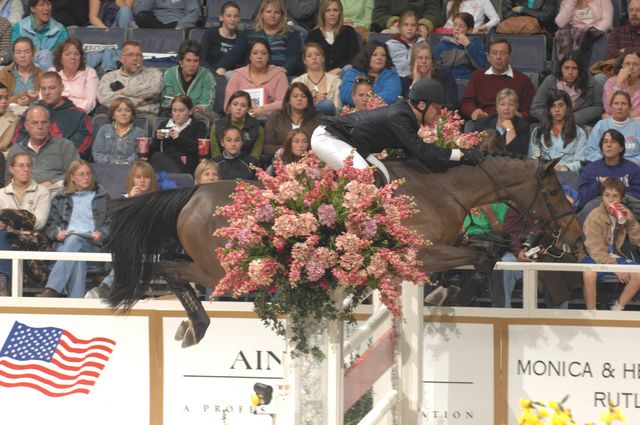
[408, 78, 447, 122]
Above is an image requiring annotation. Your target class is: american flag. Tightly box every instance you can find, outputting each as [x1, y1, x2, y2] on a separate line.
[0, 321, 116, 397]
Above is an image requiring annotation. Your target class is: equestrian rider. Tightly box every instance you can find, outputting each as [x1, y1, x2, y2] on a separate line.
[311, 78, 484, 181]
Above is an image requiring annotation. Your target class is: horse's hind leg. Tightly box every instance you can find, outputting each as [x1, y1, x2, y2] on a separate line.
[158, 261, 213, 348]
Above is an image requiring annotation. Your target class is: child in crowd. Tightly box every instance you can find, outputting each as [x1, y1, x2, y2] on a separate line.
[269, 128, 310, 175]
[434, 12, 488, 80]
[194, 159, 220, 184]
[210, 90, 264, 158]
[201, 1, 240, 70]
[582, 178, 640, 311]
[213, 126, 258, 180]
[386, 10, 425, 78]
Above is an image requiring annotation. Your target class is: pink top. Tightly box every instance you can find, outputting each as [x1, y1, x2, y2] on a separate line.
[555, 0, 613, 33]
[603, 76, 640, 117]
[48, 66, 99, 112]
[224, 65, 288, 115]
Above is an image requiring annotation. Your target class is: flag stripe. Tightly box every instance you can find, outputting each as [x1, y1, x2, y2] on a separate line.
[0, 359, 101, 380]
[0, 380, 91, 397]
[0, 368, 97, 388]
[62, 330, 115, 346]
[58, 338, 114, 355]
[50, 357, 105, 372]
[54, 347, 110, 363]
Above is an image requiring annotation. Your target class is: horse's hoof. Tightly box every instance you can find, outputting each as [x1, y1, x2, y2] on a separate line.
[181, 325, 198, 348]
[175, 320, 190, 341]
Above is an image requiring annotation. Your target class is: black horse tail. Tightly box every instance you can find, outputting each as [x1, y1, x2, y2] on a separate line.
[107, 186, 200, 311]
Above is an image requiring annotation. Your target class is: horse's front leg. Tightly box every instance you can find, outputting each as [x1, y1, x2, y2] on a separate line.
[158, 261, 212, 348]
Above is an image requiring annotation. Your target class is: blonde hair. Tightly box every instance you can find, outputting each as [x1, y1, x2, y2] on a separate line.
[409, 43, 433, 80]
[63, 160, 96, 194]
[496, 88, 519, 107]
[315, 0, 344, 36]
[254, 0, 288, 34]
[125, 161, 158, 194]
[194, 160, 220, 184]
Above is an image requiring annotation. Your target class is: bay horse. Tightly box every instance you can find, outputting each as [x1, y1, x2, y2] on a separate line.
[106, 155, 584, 347]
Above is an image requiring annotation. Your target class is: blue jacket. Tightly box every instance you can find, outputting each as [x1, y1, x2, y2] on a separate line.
[578, 159, 640, 207]
[12, 16, 67, 54]
[586, 118, 640, 167]
[529, 126, 587, 173]
[339, 67, 402, 106]
[434, 37, 488, 80]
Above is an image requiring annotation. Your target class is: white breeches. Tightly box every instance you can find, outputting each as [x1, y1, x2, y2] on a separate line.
[311, 125, 390, 181]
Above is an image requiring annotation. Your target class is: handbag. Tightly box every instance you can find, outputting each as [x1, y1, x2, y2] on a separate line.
[496, 16, 543, 35]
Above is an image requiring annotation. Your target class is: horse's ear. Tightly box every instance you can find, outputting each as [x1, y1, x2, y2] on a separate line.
[544, 158, 561, 174]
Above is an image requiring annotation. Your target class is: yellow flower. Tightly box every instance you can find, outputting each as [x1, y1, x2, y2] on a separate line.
[250, 393, 260, 407]
[520, 399, 533, 409]
[539, 408, 549, 417]
[612, 406, 626, 421]
[549, 400, 559, 410]
[600, 411, 614, 424]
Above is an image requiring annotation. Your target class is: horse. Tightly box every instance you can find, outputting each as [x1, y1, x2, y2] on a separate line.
[106, 154, 584, 347]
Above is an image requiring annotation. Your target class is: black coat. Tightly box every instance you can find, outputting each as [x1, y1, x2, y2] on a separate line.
[305, 26, 360, 71]
[321, 100, 453, 163]
[151, 119, 208, 174]
[473, 115, 530, 156]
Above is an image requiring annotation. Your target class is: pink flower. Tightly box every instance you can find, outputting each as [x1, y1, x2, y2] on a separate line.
[248, 258, 279, 287]
[256, 203, 274, 222]
[317, 204, 337, 227]
[306, 259, 326, 281]
[360, 220, 378, 240]
[273, 213, 318, 239]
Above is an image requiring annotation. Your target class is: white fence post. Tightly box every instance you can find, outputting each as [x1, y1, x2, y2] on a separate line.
[327, 317, 344, 425]
[400, 281, 423, 423]
[522, 269, 539, 312]
[10, 258, 23, 297]
[372, 291, 393, 424]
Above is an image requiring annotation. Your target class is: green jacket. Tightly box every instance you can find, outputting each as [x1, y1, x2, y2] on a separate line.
[161, 65, 216, 111]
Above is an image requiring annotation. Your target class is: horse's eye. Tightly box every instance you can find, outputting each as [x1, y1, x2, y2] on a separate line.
[548, 190, 558, 197]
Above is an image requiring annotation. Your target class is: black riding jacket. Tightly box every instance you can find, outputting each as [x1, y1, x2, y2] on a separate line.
[321, 99, 454, 162]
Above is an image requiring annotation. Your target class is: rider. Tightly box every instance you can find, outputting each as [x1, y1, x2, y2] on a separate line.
[311, 78, 485, 181]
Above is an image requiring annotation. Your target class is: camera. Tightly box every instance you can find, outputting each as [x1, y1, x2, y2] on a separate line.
[521, 232, 544, 261]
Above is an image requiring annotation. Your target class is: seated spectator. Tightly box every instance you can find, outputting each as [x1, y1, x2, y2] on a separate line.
[213, 126, 258, 180]
[271, 127, 310, 167]
[339, 41, 401, 106]
[473, 88, 530, 155]
[0, 37, 42, 112]
[459, 38, 535, 121]
[371, 0, 442, 37]
[386, 10, 425, 78]
[0, 152, 50, 296]
[342, 0, 372, 30]
[305, 0, 359, 75]
[579, 129, 640, 220]
[215, 0, 302, 77]
[402, 42, 457, 109]
[582, 177, 640, 311]
[605, 0, 640, 60]
[586, 91, 640, 166]
[133, 0, 202, 30]
[12, 71, 93, 158]
[435, 12, 488, 80]
[11, 0, 68, 70]
[211, 90, 264, 158]
[531, 51, 603, 126]
[7, 105, 79, 193]
[97, 41, 164, 121]
[441, 0, 500, 33]
[92, 97, 147, 164]
[53, 0, 89, 27]
[554, 0, 613, 62]
[0, 83, 18, 154]
[150, 95, 208, 174]
[0, 18, 12, 66]
[603, 51, 640, 119]
[194, 159, 219, 184]
[201, 1, 240, 70]
[529, 89, 587, 174]
[88, 0, 135, 28]
[339, 75, 389, 114]
[0, 0, 24, 25]
[292, 42, 342, 116]
[265, 82, 319, 155]
[161, 39, 216, 120]
[223, 38, 288, 118]
[501, 0, 556, 32]
[37, 160, 110, 298]
[50, 38, 98, 113]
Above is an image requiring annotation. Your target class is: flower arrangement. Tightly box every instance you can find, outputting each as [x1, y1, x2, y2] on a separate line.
[518, 398, 625, 425]
[340, 91, 387, 116]
[418, 108, 482, 149]
[214, 154, 428, 357]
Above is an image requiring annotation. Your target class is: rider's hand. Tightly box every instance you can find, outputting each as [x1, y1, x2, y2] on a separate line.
[460, 148, 484, 165]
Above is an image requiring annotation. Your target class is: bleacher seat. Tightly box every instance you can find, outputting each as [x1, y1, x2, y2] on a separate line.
[167, 173, 195, 187]
[213, 74, 227, 115]
[128, 28, 185, 54]
[587, 35, 608, 68]
[612, 0, 622, 28]
[188, 28, 207, 46]
[91, 163, 131, 198]
[490, 34, 546, 73]
[91, 114, 151, 139]
[455, 79, 469, 101]
[367, 32, 392, 45]
[70, 27, 127, 48]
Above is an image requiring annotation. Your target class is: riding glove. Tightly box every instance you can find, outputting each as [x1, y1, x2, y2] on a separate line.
[460, 149, 485, 165]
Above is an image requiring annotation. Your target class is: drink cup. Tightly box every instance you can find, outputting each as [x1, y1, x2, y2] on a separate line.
[197, 138, 211, 162]
[608, 203, 627, 225]
[137, 137, 151, 161]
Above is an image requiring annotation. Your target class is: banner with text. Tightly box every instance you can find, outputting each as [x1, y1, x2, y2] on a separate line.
[509, 324, 640, 424]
